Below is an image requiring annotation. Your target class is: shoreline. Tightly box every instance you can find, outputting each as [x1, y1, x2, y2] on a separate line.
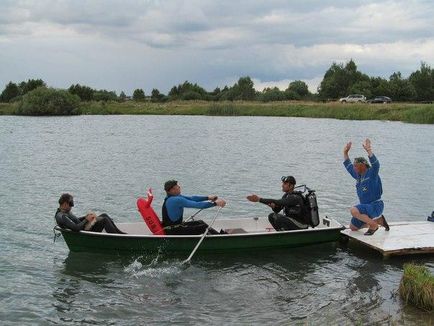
[1, 101, 433, 124]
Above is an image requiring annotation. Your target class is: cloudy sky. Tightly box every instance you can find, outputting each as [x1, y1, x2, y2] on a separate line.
[1, 0, 433, 94]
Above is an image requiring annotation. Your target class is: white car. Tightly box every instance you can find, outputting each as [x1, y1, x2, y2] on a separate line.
[339, 94, 366, 103]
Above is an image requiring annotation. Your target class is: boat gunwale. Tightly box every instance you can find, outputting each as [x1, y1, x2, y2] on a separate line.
[54, 223, 345, 239]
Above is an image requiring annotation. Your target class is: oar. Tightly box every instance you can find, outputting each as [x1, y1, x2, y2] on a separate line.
[183, 207, 222, 264]
[184, 209, 203, 222]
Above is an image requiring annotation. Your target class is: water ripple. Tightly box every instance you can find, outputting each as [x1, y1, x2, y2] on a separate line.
[1, 116, 433, 324]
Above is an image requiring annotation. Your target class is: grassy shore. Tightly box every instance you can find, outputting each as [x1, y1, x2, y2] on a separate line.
[0, 103, 17, 115]
[399, 263, 434, 311]
[1, 100, 433, 124]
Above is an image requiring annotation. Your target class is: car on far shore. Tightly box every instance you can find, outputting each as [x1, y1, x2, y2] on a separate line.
[367, 96, 392, 104]
[339, 94, 366, 103]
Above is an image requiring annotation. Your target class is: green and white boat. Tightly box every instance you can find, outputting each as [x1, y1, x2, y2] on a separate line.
[55, 216, 344, 254]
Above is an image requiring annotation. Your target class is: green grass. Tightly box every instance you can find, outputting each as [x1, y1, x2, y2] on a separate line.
[1, 100, 433, 124]
[399, 263, 434, 311]
[0, 103, 17, 115]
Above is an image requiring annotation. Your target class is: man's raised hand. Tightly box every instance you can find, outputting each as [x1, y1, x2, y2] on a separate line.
[363, 138, 373, 156]
[343, 141, 352, 154]
[343, 141, 352, 160]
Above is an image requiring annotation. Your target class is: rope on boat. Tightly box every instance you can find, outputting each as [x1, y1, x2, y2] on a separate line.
[53, 226, 62, 243]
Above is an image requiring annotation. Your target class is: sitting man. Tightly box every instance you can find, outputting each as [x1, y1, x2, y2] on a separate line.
[55, 193, 125, 234]
[162, 180, 226, 235]
[247, 176, 309, 231]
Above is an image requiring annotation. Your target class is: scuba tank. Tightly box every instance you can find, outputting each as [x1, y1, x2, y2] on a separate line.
[306, 189, 319, 227]
[295, 185, 320, 228]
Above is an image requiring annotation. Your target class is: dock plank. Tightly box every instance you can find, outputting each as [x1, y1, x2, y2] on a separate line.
[340, 221, 434, 256]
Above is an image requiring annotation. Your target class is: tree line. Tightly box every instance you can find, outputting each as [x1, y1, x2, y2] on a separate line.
[1, 60, 433, 107]
[318, 60, 434, 101]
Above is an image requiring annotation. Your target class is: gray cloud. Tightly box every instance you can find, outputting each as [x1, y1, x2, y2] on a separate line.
[1, 0, 433, 94]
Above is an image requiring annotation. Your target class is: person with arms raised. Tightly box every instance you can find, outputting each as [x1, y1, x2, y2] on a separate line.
[343, 138, 389, 235]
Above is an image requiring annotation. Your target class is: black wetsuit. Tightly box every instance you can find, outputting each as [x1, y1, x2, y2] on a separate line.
[55, 209, 125, 234]
[259, 192, 308, 231]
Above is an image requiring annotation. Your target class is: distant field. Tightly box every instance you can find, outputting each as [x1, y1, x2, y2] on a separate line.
[1, 101, 433, 124]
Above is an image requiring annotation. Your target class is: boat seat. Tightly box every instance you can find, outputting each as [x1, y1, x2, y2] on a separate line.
[225, 228, 247, 234]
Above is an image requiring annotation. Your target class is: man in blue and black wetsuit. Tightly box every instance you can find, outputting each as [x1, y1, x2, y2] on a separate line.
[343, 138, 390, 235]
[162, 180, 227, 235]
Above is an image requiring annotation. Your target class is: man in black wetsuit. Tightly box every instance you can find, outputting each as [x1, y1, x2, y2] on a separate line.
[54, 193, 125, 234]
[247, 176, 309, 231]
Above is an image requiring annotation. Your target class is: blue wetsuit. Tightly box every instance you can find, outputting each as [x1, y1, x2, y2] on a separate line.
[163, 195, 216, 224]
[161, 195, 219, 235]
[343, 154, 384, 228]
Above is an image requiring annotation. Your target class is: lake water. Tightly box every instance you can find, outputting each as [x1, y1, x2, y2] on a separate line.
[0, 115, 433, 324]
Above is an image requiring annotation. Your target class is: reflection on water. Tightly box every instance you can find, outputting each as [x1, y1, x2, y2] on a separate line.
[46, 245, 434, 325]
[1, 115, 433, 324]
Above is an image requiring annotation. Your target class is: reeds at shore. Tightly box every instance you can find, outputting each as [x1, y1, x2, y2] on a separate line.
[399, 263, 434, 311]
[1, 100, 433, 124]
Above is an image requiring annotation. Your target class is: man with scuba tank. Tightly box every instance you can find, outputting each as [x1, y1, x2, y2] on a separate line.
[247, 176, 311, 231]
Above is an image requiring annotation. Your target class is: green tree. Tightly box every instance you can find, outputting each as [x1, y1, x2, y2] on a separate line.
[168, 81, 207, 100]
[349, 80, 373, 99]
[209, 87, 221, 101]
[151, 88, 166, 102]
[260, 87, 286, 102]
[181, 91, 202, 100]
[133, 88, 145, 101]
[389, 72, 416, 101]
[284, 89, 301, 100]
[370, 77, 391, 97]
[16, 87, 81, 115]
[19, 79, 46, 95]
[232, 76, 256, 100]
[93, 90, 117, 101]
[218, 86, 235, 101]
[318, 62, 348, 99]
[318, 59, 370, 99]
[0, 82, 20, 102]
[119, 91, 127, 101]
[409, 62, 434, 101]
[287, 80, 310, 98]
[68, 84, 94, 101]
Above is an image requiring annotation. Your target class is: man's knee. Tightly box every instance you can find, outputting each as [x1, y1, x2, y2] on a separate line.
[96, 215, 112, 227]
[349, 223, 359, 231]
[350, 207, 360, 217]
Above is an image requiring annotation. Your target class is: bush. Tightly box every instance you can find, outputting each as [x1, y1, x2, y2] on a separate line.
[260, 87, 287, 102]
[399, 263, 434, 311]
[16, 87, 81, 116]
[181, 91, 203, 101]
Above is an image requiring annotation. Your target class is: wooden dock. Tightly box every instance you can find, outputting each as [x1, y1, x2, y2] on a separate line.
[341, 221, 434, 257]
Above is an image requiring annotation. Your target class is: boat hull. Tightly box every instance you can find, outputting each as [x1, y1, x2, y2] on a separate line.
[57, 221, 344, 254]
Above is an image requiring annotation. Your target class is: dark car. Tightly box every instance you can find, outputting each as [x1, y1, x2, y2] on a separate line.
[367, 96, 392, 104]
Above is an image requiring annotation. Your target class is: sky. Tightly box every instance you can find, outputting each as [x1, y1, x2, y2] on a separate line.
[1, 0, 433, 95]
